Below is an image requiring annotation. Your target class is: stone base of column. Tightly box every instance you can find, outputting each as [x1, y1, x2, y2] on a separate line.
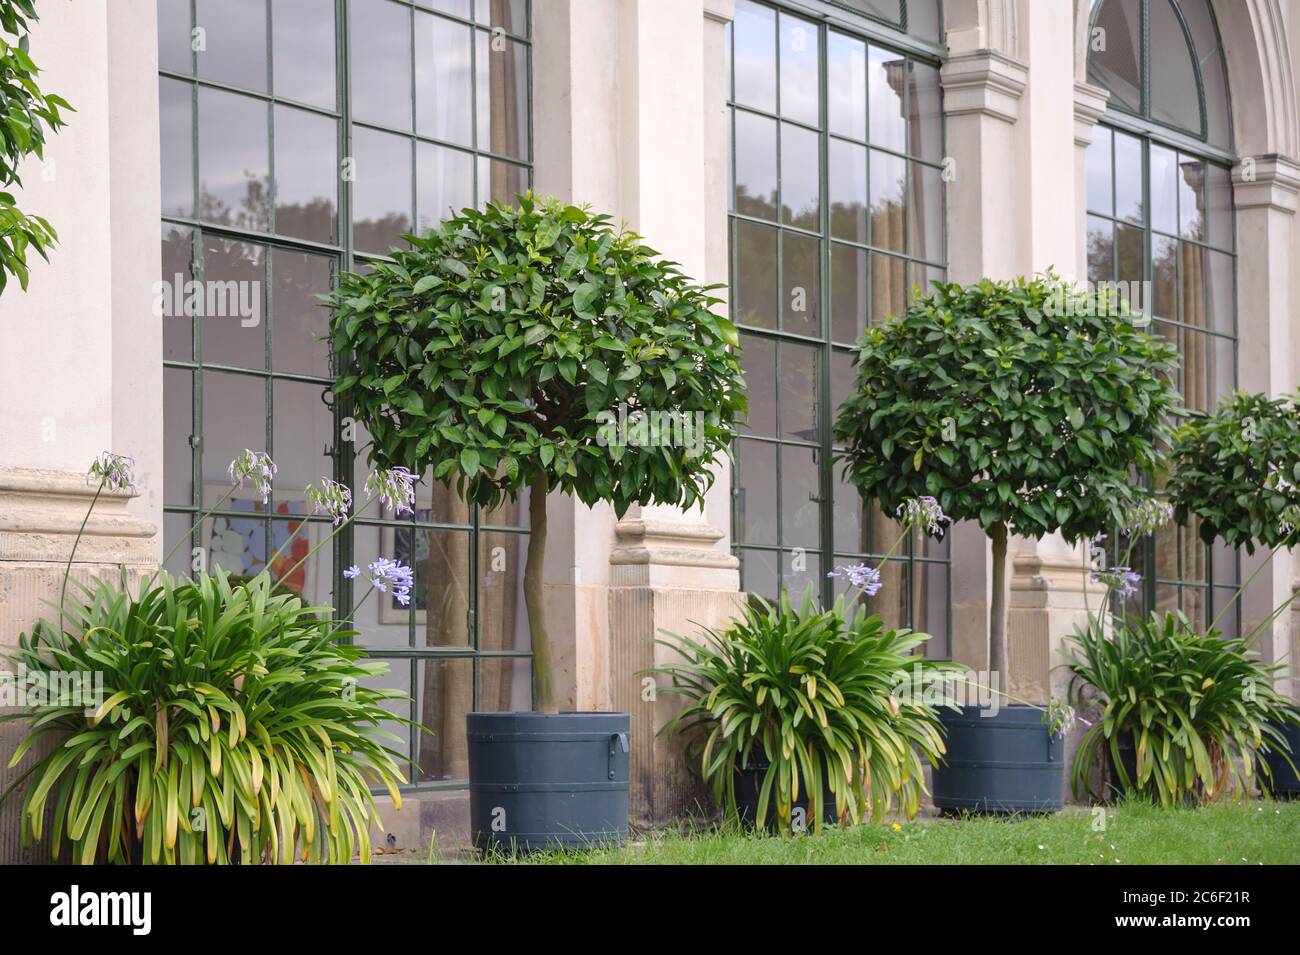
[0, 467, 156, 863]
[1007, 544, 1103, 705]
[608, 516, 742, 829]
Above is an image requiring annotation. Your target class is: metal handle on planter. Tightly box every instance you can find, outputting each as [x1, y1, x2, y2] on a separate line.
[608, 732, 628, 779]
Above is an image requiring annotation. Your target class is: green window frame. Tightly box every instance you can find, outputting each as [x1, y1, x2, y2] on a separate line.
[1085, 0, 1241, 635]
[727, 0, 951, 654]
[158, 0, 533, 791]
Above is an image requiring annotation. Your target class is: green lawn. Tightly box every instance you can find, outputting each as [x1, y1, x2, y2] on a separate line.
[480, 800, 1300, 865]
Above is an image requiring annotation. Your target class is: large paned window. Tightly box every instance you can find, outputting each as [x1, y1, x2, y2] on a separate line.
[727, 0, 950, 653]
[158, 0, 532, 789]
[1085, 0, 1240, 634]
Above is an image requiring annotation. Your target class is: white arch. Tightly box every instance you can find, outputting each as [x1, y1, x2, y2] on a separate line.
[1212, 0, 1299, 157]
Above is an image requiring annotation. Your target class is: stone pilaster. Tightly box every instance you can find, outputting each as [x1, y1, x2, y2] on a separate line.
[608, 516, 741, 827]
[0, 467, 156, 862]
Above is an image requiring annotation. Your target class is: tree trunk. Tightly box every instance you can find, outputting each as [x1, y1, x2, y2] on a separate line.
[988, 521, 1010, 687]
[525, 481, 556, 712]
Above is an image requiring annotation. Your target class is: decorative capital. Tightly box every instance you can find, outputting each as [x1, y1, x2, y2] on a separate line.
[940, 49, 1028, 125]
[609, 517, 739, 590]
[1073, 81, 1110, 147]
[1233, 154, 1300, 214]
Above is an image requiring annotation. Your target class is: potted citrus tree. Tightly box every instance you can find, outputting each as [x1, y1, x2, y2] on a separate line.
[325, 193, 746, 850]
[833, 273, 1179, 812]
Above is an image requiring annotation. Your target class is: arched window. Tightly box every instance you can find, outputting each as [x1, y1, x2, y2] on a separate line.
[1085, 0, 1240, 633]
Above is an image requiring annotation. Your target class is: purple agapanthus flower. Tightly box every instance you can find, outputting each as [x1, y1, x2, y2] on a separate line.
[827, 563, 883, 597]
[229, 449, 277, 504]
[897, 496, 951, 535]
[1091, 565, 1141, 598]
[343, 565, 361, 579]
[367, 557, 415, 606]
[307, 478, 352, 526]
[1124, 497, 1173, 535]
[365, 466, 417, 517]
[87, 451, 136, 494]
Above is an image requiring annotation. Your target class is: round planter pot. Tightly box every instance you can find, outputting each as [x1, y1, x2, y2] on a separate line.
[932, 704, 1064, 814]
[1264, 722, 1300, 798]
[466, 711, 629, 853]
[734, 753, 837, 832]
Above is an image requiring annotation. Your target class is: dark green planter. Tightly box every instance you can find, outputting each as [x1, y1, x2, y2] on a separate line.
[932, 704, 1064, 814]
[466, 711, 629, 853]
[1264, 722, 1300, 797]
[733, 753, 837, 832]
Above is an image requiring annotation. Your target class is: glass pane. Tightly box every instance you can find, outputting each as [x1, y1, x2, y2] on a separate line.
[349, 523, 408, 646]
[781, 231, 820, 337]
[734, 111, 778, 220]
[1150, 0, 1201, 134]
[906, 61, 943, 164]
[416, 656, 472, 781]
[1151, 233, 1176, 321]
[734, 439, 777, 545]
[871, 252, 908, 324]
[158, 0, 192, 75]
[867, 46, 906, 152]
[476, 30, 529, 160]
[268, 515, 332, 604]
[869, 149, 906, 253]
[272, 379, 333, 495]
[907, 160, 942, 261]
[352, 127, 412, 254]
[733, 220, 778, 328]
[202, 370, 267, 507]
[161, 224, 194, 361]
[1178, 240, 1206, 328]
[778, 12, 820, 127]
[418, 142, 474, 229]
[779, 340, 819, 443]
[476, 156, 527, 205]
[732, 0, 776, 113]
[196, 0, 267, 92]
[1086, 215, 1114, 284]
[416, 12, 473, 145]
[201, 236, 266, 369]
[914, 561, 949, 657]
[840, 0, 901, 25]
[1212, 333, 1235, 406]
[1149, 144, 1177, 235]
[831, 467, 864, 553]
[160, 78, 194, 218]
[827, 31, 866, 141]
[1204, 163, 1233, 250]
[163, 512, 192, 577]
[780, 445, 820, 549]
[198, 88, 270, 232]
[738, 549, 779, 603]
[1177, 155, 1205, 241]
[351, 0, 413, 129]
[164, 368, 194, 505]
[831, 242, 868, 344]
[911, 262, 943, 303]
[739, 334, 776, 436]
[477, 0, 528, 33]
[780, 123, 820, 230]
[830, 348, 855, 433]
[783, 547, 822, 604]
[829, 138, 867, 242]
[273, 105, 337, 244]
[410, 527, 473, 648]
[1088, 0, 1141, 113]
[1182, 329, 1211, 413]
[1180, 0, 1230, 146]
[478, 528, 529, 649]
[1086, 126, 1113, 216]
[1115, 222, 1143, 287]
[868, 559, 908, 630]
[1114, 131, 1143, 223]
[907, 0, 941, 42]
[478, 656, 532, 714]
[272, 0, 337, 110]
[1210, 587, 1239, 638]
[272, 249, 333, 378]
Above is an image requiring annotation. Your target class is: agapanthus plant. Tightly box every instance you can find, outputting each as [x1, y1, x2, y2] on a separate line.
[228, 448, 277, 505]
[364, 466, 417, 517]
[345, 557, 415, 608]
[306, 477, 352, 526]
